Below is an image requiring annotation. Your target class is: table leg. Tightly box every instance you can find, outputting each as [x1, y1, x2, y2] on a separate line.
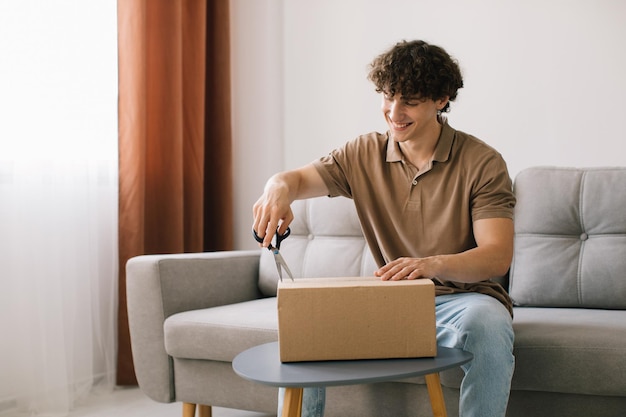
[282, 387, 303, 417]
[425, 373, 448, 417]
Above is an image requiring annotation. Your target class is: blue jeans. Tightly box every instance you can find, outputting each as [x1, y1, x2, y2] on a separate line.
[277, 293, 515, 417]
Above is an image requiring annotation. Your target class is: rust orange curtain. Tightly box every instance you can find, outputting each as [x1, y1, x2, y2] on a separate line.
[117, 0, 233, 385]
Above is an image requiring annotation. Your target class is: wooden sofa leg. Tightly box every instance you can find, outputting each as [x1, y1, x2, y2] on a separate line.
[183, 403, 196, 417]
[183, 403, 212, 417]
[198, 404, 212, 417]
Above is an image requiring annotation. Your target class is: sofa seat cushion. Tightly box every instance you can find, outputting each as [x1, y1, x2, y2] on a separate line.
[512, 307, 626, 396]
[164, 297, 278, 362]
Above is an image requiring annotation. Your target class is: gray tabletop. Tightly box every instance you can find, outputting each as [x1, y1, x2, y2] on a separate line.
[233, 342, 473, 388]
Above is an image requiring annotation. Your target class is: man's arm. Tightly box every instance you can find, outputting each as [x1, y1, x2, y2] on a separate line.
[253, 163, 329, 248]
[375, 217, 514, 282]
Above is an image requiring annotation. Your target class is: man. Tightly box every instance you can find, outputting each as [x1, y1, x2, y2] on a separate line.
[253, 40, 515, 417]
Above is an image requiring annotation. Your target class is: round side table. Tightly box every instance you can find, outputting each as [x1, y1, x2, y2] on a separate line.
[233, 342, 472, 417]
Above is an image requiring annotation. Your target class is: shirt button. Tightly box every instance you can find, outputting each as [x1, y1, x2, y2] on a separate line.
[412, 180, 418, 186]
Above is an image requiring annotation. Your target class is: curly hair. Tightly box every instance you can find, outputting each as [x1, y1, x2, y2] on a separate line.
[367, 40, 463, 112]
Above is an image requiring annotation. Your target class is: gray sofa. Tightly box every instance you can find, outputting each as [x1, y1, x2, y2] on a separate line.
[127, 166, 626, 417]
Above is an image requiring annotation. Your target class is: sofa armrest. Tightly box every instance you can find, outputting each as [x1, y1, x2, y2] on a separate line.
[126, 250, 262, 403]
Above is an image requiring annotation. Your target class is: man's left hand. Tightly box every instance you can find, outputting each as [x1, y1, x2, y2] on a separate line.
[374, 256, 438, 281]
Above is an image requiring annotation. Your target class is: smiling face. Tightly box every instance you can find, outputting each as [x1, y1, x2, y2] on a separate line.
[368, 40, 464, 135]
[382, 93, 448, 144]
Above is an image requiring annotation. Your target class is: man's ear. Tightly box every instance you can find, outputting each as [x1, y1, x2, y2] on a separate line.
[436, 96, 450, 111]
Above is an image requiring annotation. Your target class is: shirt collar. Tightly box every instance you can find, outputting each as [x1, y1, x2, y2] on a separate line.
[385, 121, 455, 164]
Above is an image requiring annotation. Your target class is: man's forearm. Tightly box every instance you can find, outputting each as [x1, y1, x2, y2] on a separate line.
[428, 245, 512, 283]
[376, 218, 514, 282]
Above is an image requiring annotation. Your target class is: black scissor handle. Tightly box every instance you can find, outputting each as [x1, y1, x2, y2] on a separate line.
[274, 227, 290, 249]
[253, 227, 291, 249]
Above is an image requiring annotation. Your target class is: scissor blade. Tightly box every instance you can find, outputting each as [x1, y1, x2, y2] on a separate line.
[273, 251, 294, 282]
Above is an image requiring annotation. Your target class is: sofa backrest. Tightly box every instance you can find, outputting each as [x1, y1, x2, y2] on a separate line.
[259, 167, 626, 309]
[509, 167, 626, 309]
[258, 196, 377, 296]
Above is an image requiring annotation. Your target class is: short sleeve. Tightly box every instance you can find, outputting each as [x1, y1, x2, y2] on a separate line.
[471, 153, 516, 221]
[312, 153, 352, 198]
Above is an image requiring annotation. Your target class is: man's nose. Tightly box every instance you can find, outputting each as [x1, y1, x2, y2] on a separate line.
[387, 100, 402, 119]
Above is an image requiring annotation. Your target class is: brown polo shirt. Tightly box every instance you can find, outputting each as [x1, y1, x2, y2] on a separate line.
[312, 121, 516, 314]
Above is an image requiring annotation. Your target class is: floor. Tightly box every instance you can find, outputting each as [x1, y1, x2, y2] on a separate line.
[6, 387, 275, 417]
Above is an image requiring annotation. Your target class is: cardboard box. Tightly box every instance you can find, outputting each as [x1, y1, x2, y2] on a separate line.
[277, 277, 436, 362]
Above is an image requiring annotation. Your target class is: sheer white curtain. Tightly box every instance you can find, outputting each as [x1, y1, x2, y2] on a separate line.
[0, 1, 118, 416]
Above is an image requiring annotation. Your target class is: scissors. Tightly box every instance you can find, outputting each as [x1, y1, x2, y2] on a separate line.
[253, 227, 294, 282]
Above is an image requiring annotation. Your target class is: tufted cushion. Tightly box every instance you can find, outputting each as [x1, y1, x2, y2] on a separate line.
[258, 196, 378, 296]
[509, 167, 626, 308]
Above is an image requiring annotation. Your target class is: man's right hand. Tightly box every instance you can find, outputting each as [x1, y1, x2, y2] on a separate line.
[252, 164, 329, 248]
[252, 181, 294, 248]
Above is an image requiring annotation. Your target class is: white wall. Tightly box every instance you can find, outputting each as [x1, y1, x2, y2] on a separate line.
[231, 0, 284, 250]
[231, 0, 626, 249]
